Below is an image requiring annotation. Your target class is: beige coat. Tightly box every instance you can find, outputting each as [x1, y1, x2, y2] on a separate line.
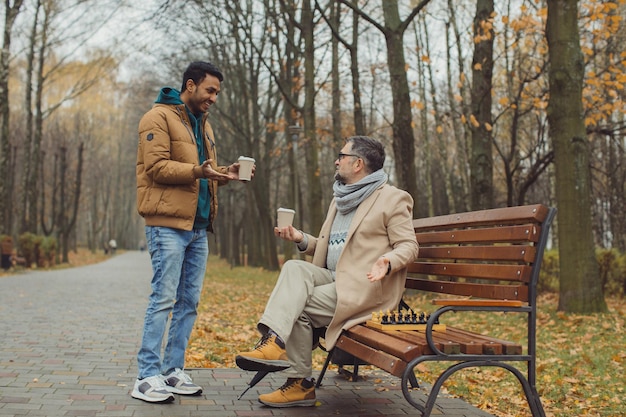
[301, 184, 419, 349]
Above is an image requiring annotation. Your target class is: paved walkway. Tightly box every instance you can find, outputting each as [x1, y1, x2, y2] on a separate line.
[0, 251, 495, 417]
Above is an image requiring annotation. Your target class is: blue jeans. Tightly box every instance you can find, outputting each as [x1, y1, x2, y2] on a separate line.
[137, 226, 208, 379]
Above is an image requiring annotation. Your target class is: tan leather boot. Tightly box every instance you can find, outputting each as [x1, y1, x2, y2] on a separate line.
[235, 333, 291, 372]
[258, 378, 316, 408]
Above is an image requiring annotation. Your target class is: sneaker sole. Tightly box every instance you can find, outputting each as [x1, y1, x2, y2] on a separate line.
[235, 356, 291, 372]
[131, 390, 175, 403]
[258, 398, 316, 408]
[164, 386, 203, 395]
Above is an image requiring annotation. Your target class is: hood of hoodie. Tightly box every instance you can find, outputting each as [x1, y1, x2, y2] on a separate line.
[155, 87, 184, 105]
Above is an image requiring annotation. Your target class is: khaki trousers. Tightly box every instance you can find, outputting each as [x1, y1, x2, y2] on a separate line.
[258, 259, 337, 378]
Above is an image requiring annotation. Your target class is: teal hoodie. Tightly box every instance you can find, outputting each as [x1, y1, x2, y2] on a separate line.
[155, 88, 211, 229]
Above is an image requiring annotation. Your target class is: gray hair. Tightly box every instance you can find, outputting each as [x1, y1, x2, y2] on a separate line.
[345, 136, 385, 172]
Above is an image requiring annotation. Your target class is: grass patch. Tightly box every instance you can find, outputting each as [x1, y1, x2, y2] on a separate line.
[188, 255, 625, 417]
[0, 247, 112, 276]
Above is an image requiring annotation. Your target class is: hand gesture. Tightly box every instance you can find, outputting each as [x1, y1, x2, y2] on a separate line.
[200, 159, 236, 181]
[367, 257, 390, 282]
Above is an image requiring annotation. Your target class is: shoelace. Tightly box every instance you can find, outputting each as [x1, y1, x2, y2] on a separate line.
[279, 379, 300, 392]
[172, 370, 193, 383]
[146, 375, 167, 388]
[178, 372, 193, 383]
[255, 334, 272, 349]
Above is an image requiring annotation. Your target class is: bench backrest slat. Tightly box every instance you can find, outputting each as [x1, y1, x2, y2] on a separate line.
[405, 277, 528, 300]
[413, 204, 550, 230]
[415, 224, 541, 245]
[407, 204, 556, 304]
[417, 245, 537, 263]
[407, 262, 532, 282]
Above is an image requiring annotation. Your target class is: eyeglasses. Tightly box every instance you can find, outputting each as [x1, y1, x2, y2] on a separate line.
[337, 152, 360, 161]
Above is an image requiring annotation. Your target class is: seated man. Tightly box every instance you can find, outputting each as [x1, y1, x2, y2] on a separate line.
[235, 135, 419, 407]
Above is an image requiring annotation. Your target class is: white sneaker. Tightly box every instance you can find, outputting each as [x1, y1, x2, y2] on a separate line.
[163, 368, 203, 395]
[131, 375, 175, 403]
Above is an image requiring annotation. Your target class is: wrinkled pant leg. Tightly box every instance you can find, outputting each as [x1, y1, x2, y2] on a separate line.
[258, 259, 336, 378]
[162, 228, 208, 374]
[283, 282, 337, 378]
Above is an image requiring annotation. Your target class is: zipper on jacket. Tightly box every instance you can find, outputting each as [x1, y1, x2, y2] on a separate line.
[176, 106, 203, 164]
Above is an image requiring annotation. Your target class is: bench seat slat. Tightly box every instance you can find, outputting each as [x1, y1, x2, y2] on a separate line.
[442, 327, 504, 354]
[336, 335, 407, 378]
[344, 325, 522, 356]
[344, 325, 423, 362]
[384, 329, 460, 354]
[447, 326, 523, 355]
[362, 327, 514, 355]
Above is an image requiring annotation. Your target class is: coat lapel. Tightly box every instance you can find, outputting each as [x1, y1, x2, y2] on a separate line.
[345, 185, 383, 242]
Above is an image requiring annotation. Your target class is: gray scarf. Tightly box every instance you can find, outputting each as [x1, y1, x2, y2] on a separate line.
[333, 169, 388, 214]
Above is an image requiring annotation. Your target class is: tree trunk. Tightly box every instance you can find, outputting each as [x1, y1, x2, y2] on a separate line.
[446, 0, 471, 213]
[382, 0, 419, 203]
[23, 0, 50, 234]
[419, 15, 451, 216]
[469, 0, 494, 210]
[302, 0, 324, 233]
[330, 1, 342, 148]
[54, 144, 83, 263]
[546, 0, 607, 313]
[320, 0, 366, 136]
[348, 0, 365, 135]
[415, 36, 433, 217]
[0, 0, 25, 235]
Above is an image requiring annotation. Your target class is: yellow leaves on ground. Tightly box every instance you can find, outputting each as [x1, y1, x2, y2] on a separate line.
[185, 256, 329, 370]
[186, 259, 626, 417]
[417, 291, 625, 417]
[185, 259, 275, 368]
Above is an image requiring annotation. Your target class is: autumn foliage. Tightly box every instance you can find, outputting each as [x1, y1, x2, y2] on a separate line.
[187, 256, 625, 417]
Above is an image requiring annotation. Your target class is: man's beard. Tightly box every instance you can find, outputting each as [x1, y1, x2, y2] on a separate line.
[334, 171, 345, 182]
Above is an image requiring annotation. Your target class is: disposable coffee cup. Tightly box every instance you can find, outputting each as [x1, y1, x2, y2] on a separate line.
[238, 156, 255, 181]
[277, 208, 296, 228]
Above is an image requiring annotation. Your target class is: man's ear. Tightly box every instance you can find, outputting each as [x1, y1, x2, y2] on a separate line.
[185, 79, 195, 92]
[354, 158, 365, 173]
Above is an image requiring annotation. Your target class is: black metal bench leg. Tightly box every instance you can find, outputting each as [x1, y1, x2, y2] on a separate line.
[316, 348, 334, 388]
[408, 370, 419, 388]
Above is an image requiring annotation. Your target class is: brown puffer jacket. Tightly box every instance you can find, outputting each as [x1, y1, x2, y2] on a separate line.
[136, 102, 229, 232]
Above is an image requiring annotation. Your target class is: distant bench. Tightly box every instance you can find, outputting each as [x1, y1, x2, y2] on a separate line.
[317, 204, 556, 417]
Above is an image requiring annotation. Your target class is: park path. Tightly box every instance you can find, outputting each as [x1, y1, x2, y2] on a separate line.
[0, 251, 495, 417]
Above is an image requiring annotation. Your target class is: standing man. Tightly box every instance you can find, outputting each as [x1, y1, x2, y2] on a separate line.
[235, 135, 419, 407]
[134, 61, 246, 403]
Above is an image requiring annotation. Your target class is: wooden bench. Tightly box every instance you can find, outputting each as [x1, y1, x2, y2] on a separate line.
[317, 204, 556, 417]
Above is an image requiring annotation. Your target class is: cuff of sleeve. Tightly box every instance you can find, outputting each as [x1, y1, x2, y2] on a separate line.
[296, 232, 308, 252]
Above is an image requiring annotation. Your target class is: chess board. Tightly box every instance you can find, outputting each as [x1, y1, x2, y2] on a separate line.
[365, 309, 446, 332]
